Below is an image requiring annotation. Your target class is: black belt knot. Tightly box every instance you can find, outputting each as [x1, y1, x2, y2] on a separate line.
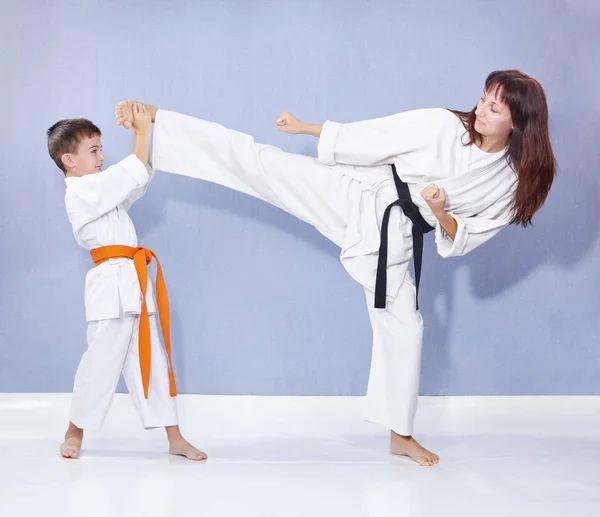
[374, 164, 434, 310]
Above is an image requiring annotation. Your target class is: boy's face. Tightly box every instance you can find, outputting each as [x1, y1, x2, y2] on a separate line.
[62, 135, 104, 177]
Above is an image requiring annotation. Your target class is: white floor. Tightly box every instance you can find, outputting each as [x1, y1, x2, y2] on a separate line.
[1, 394, 599, 517]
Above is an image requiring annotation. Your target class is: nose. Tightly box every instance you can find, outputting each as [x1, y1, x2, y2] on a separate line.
[98, 150, 104, 162]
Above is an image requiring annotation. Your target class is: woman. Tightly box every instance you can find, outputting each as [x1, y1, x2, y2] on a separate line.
[116, 70, 555, 466]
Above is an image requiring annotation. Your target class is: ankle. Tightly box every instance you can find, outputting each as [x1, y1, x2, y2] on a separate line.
[65, 432, 83, 440]
[165, 425, 184, 443]
[65, 427, 83, 440]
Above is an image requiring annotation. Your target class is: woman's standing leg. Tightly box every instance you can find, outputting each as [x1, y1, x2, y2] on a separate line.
[363, 279, 439, 466]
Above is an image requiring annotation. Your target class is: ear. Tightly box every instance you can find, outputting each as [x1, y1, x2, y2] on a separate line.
[61, 153, 75, 170]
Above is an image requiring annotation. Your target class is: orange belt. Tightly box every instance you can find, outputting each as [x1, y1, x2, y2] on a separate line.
[90, 245, 177, 399]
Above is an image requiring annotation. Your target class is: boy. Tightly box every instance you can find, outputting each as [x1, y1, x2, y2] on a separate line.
[47, 103, 206, 461]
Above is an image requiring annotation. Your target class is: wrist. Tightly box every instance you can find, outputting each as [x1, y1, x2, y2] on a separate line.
[432, 207, 447, 218]
[304, 123, 322, 137]
[134, 127, 152, 138]
[299, 122, 311, 135]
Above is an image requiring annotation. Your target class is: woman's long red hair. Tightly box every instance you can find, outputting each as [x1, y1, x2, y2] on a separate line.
[451, 70, 556, 226]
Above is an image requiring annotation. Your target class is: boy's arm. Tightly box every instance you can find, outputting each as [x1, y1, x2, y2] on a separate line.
[65, 155, 150, 233]
[121, 106, 155, 210]
[131, 103, 152, 165]
[65, 105, 154, 232]
[121, 162, 156, 211]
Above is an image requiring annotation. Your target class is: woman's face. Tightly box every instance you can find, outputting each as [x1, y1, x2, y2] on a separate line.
[474, 86, 514, 143]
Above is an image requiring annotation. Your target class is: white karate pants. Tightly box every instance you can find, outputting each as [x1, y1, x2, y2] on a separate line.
[69, 313, 178, 431]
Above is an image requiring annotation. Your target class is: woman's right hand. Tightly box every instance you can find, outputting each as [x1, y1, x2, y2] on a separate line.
[275, 111, 306, 134]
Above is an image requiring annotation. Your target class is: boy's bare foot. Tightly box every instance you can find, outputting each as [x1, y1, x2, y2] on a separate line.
[165, 425, 207, 461]
[169, 438, 208, 461]
[60, 422, 83, 459]
[390, 431, 439, 466]
[116, 101, 158, 129]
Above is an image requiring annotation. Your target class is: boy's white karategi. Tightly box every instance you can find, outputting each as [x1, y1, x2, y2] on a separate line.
[65, 155, 178, 431]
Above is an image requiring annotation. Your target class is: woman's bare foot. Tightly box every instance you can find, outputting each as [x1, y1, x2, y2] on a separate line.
[116, 101, 158, 129]
[169, 438, 208, 461]
[165, 425, 207, 461]
[390, 431, 439, 466]
[60, 422, 83, 459]
[115, 101, 133, 129]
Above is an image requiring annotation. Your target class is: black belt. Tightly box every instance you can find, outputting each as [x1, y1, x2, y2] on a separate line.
[374, 164, 434, 310]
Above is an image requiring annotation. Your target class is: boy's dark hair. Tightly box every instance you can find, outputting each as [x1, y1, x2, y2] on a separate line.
[47, 118, 102, 173]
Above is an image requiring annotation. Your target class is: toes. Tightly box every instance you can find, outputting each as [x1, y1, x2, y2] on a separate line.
[416, 456, 429, 466]
[60, 441, 81, 459]
[115, 100, 134, 128]
[419, 455, 437, 467]
[188, 448, 207, 461]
